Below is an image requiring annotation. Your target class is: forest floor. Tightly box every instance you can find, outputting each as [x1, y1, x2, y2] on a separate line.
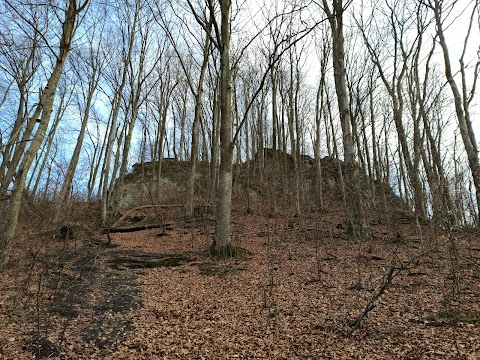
[1, 202, 480, 359]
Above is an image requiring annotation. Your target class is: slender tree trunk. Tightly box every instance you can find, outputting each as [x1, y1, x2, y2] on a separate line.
[186, 29, 211, 218]
[113, 95, 138, 213]
[369, 75, 381, 183]
[155, 86, 172, 202]
[177, 93, 187, 160]
[113, 28, 153, 214]
[270, 65, 278, 215]
[29, 95, 66, 197]
[314, 78, 324, 210]
[256, 89, 265, 180]
[326, 85, 346, 205]
[55, 71, 99, 221]
[293, 57, 302, 216]
[209, 79, 220, 204]
[87, 136, 100, 201]
[101, 1, 139, 226]
[322, 0, 369, 240]
[287, 53, 301, 216]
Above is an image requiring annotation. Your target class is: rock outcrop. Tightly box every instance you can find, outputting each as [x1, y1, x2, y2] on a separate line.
[115, 160, 186, 208]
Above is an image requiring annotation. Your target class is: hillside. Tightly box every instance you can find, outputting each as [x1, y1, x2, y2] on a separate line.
[115, 149, 411, 226]
[0, 155, 479, 359]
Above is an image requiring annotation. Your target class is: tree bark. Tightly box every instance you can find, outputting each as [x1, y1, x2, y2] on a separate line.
[213, 0, 235, 256]
[322, 0, 369, 240]
[185, 24, 211, 219]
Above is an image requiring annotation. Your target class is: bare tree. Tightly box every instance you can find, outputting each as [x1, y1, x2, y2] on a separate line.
[185, 0, 319, 254]
[428, 0, 480, 224]
[321, 0, 370, 240]
[157, 5, 213, 219]
[112, 10, 161, 216]
[54, 9, 108, 222]
[29, 77, 75, 198]
[100, 0, 140, 226]
[0, 0, 89, 269]
[212, 0, 235, 255]
[355, 0, 427, 221]
[0, 11, 41, 194]
[313, 25, 331, 210]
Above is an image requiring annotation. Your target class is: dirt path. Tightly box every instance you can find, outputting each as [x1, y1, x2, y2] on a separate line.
[1, 239, 144, 358]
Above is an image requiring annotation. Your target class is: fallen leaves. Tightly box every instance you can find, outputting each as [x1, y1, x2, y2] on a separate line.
[1, 211, 479, 359]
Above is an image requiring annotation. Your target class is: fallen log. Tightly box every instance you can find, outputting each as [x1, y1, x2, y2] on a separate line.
[113, 204, 183, 228]
[103, 223, 173, 234]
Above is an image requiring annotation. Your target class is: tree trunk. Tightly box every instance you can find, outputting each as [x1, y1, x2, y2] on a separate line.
[270, 65, 278, 215]
[323, 0, 369, 240]
[101, 1, 139, 226]
[185, 28, 210, 218]
[287, 52, 301, 216]
[113, 27, 153, 215]
[55, 69, 99, 221]
[213, 0, 235, 256]
[29, 94, 66, 197]
[209, 78, 220, 204]
[314, 79, 324, 210]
